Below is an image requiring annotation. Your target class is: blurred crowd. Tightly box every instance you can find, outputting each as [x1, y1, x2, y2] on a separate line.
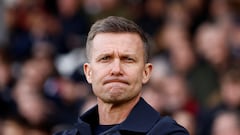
[0, 0, 240, 135]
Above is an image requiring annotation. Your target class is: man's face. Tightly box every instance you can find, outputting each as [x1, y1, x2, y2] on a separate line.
[84, 33, 152, 104]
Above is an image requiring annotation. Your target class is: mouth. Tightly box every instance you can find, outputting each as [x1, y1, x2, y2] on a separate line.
[103, 78, 129, 85]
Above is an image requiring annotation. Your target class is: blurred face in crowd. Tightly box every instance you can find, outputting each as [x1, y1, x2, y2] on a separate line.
[1, 119, 26, 135]
[221, 80, 240, 108]
[145, 0, 165, 17]
[173, 111, 196, 135]
[196, 24, 228, 66]
[84, 33, 152, 104]
[162, 75, 188, 112]
[13, 80, 49, 125]
[57, 0, 79, 16]
[170, 44, 195, 74]
[212, 112, 240, 135]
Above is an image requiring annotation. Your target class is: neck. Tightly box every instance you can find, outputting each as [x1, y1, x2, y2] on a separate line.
[97, 96, 140, 125]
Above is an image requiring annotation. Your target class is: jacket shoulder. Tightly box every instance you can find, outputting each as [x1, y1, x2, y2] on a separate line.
[53, 120, 92, 135]
[148, 116, 189, 135]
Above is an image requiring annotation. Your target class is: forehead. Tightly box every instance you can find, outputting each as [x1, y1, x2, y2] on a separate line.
[91, 33, 144, 54]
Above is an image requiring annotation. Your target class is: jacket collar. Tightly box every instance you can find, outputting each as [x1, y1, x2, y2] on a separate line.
[118, 98, 160, 132]
[78, 98, 161, 133]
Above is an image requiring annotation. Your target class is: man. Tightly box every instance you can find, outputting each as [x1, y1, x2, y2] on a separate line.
[54, 16, 189, 135]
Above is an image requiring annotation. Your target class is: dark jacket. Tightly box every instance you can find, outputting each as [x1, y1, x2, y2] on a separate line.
[54, 98, 189, 135]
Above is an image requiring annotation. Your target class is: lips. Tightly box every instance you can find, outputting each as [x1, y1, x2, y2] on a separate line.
[103, 78, 129, 85]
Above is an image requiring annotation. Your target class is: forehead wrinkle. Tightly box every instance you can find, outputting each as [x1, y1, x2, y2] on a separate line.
[93, 33, 143, 47]
[94, 48, 137, 59]
[90, 33, 145, 61]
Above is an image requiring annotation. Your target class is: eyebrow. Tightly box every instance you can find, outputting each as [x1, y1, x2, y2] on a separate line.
[95, 51, 137, 60]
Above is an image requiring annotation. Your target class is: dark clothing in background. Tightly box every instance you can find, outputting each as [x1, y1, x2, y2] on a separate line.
[54, 98, 189, 135]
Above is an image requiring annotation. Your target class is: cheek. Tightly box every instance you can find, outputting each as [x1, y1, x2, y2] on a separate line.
[127, 66, 143, 77]
[91, 67, 108, 81]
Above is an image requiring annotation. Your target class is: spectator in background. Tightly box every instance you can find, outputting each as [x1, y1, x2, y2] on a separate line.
[154, 22, 196, 76]
[211, 110, 240, 135]
[191, 23, 229, 106]
[3, 0, 50, 62]
[142, 55, 172, 113]
[195, 23, 230, 74]
[161, 74, 199, 117]
[173, 111, 196, 135]
[19, 59, 49, 89]
[182, 0, 207, 35]
[164, 1, 191, 29]
[228, 20, 240, 65]
[83, 0, 130, 22]
[51, 64, 91, 129]
[199, 65, 240, 135]
[12, 79, 53, 128]
[56, 0, 90, 53]
[1, 116, 51, 135]
[1, 118, 26, 135]
[142, 84, 166, 114]
[216, 65, 240, 110]
[135, 0, 165, 36]
[54, 0, 90, 77]
[208, 0, 230, 21]
[0, 47, 16, 118]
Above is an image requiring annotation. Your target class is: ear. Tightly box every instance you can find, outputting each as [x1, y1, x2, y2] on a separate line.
[142, 63, 153, 84]
[83, 63, 92, 84]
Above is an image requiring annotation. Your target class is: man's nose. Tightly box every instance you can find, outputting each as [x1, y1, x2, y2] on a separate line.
[110, 59, 122, 75]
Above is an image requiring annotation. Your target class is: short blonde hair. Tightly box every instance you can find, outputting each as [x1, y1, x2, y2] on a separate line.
[86, 16, 149, 63]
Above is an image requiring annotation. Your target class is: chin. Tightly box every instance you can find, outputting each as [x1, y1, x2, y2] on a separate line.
[100, 94, 139, 105]
[102, 96, 126, 104]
